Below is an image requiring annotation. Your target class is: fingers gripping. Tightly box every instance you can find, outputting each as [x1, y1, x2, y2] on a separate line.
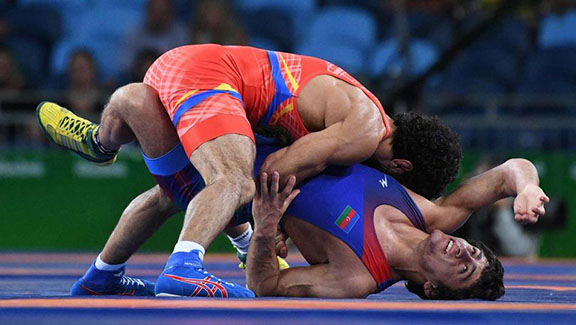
[514, 187, 550, 224]
[253, 171, 300, 225]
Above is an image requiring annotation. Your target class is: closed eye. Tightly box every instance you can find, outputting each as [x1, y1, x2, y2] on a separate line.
[464, 264, 476, 281]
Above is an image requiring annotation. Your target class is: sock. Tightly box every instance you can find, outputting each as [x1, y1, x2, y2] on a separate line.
[173, 241, 205, 261]
[227, 224, 253, 255]
[92, 127, 117, 155]
[94, 253, 126, 271]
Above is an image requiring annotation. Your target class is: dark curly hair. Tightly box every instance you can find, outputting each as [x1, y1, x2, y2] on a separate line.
[391, 112, 462, 199]
[405, 240, 505, 301]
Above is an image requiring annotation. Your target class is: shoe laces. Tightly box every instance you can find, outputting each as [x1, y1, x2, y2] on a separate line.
[198, 268, 234, 286]
[58, 116, 92, 142]
[200, 268, 223, 283]
[120, 276, 146, 288]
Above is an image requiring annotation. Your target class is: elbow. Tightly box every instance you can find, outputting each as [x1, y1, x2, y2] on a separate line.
[504, 158, 535, 169]
[502, 158, 538, 184]
[247, 283, 277, 297]
[246, 277, 279, 297]
[501, 158, 538, 193]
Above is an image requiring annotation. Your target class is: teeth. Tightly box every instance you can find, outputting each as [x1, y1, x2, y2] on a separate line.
[445, 240, 453, 253]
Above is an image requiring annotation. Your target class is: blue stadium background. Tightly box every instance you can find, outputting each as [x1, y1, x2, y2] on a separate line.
[0, 0, 574, 258]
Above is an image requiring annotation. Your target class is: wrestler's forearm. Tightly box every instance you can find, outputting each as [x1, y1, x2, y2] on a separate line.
[431, 159, 540, 232]
[260, 126, 377, 186]
[259, 141, 329, 186]
[246, 226, 281, 296]
[454, 158, 540, 208]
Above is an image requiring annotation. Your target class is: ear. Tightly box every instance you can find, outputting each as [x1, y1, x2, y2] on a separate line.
[381, 159, 414, 174]
[423, 281, 437, 298]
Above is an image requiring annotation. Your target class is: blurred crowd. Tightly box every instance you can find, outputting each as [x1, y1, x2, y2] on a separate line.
[0, 0, 573, 257]
[0, 0, 575, 150]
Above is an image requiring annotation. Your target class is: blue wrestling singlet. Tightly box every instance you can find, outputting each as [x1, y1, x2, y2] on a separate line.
[143, 136, 427, 292]
[285, 164, 426, 291]
[251, 141, 428, 291]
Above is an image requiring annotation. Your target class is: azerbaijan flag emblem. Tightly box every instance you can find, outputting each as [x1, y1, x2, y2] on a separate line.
[335, 205, 360, 234]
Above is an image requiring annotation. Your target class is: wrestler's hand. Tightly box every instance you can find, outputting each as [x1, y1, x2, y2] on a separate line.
[275, 225, 289, 258]
[252, 171, 300, 232]
[513, 184, 550, 224]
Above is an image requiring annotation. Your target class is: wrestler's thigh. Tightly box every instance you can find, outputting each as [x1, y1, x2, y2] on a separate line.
[189, 134, 256, 185]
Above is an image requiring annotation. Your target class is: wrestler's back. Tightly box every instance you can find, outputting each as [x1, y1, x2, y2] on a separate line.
[225, 45, 386, 134]
[295, 75, 382, 132]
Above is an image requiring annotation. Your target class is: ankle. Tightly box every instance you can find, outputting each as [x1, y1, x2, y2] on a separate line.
[94, 253, 126, 271]
[92, 127, 118, 155]
[227, 224, 252, 255]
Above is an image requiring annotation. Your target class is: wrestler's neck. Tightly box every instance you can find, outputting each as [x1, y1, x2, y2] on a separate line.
[382, 222, 429, 283]
[371, 119, 396, 166]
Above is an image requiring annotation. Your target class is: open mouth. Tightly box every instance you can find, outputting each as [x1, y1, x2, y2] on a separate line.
[445, 239, 454, 254]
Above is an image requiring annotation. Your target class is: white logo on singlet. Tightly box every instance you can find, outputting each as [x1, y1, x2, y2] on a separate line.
[379, 176, 388, 188]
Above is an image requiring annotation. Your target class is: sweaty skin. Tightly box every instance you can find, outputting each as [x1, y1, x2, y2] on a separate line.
[260, 75, 392, 187]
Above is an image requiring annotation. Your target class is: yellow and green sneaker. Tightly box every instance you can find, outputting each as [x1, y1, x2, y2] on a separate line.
[36, 101, 117, 166]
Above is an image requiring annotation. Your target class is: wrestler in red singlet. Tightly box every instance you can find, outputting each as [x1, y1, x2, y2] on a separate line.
[144, 44, 390, 157]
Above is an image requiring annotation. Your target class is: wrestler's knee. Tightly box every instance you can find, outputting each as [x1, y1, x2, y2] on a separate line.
[212, 171, 256, 207]
[108, 83, 157, 114]
[237, 174, 256, 205]
[152, 184, 179, 213]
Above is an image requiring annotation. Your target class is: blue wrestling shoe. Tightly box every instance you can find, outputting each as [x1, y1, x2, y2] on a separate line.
[70, 261, 155, 296]
[155, 250, 255, 298]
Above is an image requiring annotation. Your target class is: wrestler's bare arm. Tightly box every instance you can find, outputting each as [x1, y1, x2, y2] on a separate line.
[422, 158, 550, 233]
[246, 172, 366, 298]
[259, 85, 385, 186]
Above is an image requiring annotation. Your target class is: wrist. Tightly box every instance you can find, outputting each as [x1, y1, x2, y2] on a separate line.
[518, 183, 538, 195]
[253, 224, 278, 239]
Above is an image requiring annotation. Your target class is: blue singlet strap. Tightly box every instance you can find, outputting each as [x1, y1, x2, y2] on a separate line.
[261, 51, 293, 126]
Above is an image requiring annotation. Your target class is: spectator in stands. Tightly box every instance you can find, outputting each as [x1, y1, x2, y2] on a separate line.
[406, 0, 455, 13]
[120, 0, 189, 76]
[0, 45, 25, 91]
[64, 49, 103, 116]
[545, 0, 576, 14]
[126, 49, 160, 84]
[17, 117, 48, 148]
[0, 19, 8, 43]
[190, 0, 248, 45]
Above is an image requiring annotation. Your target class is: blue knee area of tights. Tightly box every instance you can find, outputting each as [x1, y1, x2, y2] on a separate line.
[142, 144, 190, 176]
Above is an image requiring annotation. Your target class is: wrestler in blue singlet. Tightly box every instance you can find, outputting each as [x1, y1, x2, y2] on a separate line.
[144, 135, 427, 292]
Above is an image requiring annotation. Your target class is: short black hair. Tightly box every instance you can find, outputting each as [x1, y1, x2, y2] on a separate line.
[392, 111, 462, 199]
[405, 240, 505, 300]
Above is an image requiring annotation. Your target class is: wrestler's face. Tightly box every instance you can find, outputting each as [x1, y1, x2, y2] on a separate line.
[420, 230, 488, 290]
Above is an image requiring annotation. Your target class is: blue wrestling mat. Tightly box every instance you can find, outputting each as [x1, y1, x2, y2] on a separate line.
[0, 253, 575, 324]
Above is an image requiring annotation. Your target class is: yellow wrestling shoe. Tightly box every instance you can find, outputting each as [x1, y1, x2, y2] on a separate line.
[237, 252, 290, 271]
[36, 101, 117, 166]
